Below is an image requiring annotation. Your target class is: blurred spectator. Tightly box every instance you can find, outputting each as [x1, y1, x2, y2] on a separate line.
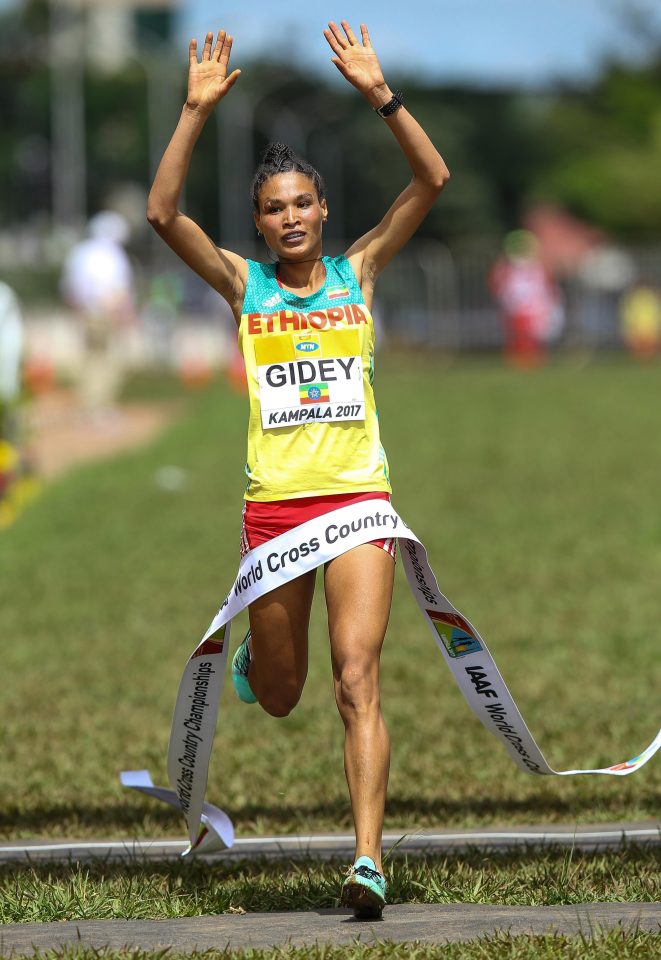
[0, 281, 23, 410]
[489, 230, 563, 367]
[619, 281, 661, 359]
[61, 211, 136, 418]
[0, 282, 26, 528]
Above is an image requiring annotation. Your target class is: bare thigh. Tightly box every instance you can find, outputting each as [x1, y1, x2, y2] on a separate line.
[248, 568, 317, 714]
[325, 544, 395, 686]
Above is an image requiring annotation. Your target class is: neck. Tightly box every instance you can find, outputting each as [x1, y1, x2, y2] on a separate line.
[276, 255, 326, 293]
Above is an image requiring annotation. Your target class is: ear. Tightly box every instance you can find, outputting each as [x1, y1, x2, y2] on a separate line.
[320, 198, 328, 221]
[253, 210, 262, 233]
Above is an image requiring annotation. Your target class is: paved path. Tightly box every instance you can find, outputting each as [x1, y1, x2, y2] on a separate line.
[27, 389, 176, 479]
[1, 903, 658, 954]
[2, 825, 658, 953]
[1, 821, 658, 863]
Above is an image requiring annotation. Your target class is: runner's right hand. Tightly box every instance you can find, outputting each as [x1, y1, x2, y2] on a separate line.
[186, 30, 241, 114]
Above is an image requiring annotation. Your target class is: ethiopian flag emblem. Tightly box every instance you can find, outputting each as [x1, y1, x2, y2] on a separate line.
[327, 285, 350, 299]
[299, 383, 330, 404]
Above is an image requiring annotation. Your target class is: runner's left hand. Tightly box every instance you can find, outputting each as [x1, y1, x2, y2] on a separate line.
[323, 21, 389, 103]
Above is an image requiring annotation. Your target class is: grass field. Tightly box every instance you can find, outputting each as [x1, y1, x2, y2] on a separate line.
[0, 355, 659, 954]
[9, 934, 661, 960]
[1, 847, 658, 922]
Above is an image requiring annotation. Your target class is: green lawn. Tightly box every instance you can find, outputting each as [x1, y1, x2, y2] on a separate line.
[1, 848, 658, 958]
[16, 938, 661, 960]
[1, 847, 658, 923]
[6, 931, 659, 960]
[0, 355, 659, 950]
[1, 355, 659, 839]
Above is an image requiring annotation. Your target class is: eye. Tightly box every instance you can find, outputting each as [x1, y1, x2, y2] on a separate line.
[299, 200, 311, 208]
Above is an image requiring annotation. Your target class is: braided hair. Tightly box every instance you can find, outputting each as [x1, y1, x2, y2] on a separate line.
[251, 142, 326, 211]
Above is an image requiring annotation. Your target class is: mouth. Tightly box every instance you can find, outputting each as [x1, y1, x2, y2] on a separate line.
[282, 231, 306, 245]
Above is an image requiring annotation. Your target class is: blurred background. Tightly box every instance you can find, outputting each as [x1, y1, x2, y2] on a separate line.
[1, 2, 660, 847]
[2, 0, 661, 521]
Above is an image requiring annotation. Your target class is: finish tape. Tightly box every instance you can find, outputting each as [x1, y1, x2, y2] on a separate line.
[123, 500, 661, 855]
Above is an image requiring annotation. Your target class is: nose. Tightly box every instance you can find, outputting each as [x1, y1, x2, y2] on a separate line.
[283, 205, 299, 225]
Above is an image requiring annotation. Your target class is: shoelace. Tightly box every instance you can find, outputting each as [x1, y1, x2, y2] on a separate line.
[346, 863, 384, 885]
[234, 634, 252, 673]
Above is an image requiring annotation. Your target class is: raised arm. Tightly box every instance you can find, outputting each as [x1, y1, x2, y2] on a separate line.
[323, 21, 450, 295]
[146, 30, 247, 319]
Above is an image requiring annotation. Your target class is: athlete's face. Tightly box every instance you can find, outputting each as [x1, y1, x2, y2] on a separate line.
[254, 172, 328, 260]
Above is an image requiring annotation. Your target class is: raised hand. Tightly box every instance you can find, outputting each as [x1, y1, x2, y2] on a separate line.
[186, 30, 240, 114]
[323, 21, 387, 100]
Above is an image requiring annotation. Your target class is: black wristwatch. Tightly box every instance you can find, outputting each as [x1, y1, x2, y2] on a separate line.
[374, 90, 404, 118]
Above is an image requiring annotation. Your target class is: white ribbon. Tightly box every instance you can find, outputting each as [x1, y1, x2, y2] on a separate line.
[123, 500, 661, 856]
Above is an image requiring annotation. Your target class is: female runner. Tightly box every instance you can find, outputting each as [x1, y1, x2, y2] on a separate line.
[147, 20, 449, 918]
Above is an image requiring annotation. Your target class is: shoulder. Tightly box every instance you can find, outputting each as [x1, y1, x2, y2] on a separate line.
[341, 248, 376, 307]
[326, 254, 362, 288]
[244, 259, 277, 290]
[242, 259, 279, 313]
[245, 258, 276, 279]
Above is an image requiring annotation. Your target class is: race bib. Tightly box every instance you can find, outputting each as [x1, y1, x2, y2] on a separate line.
[255, 330, 365, 430]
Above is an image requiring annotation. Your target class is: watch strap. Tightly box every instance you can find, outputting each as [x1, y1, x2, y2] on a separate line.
[375, 90, 404, 118]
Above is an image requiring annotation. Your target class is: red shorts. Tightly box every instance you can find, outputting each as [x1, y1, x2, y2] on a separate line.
[240, 491, 397, 560]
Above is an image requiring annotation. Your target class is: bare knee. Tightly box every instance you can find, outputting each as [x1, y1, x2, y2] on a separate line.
[258, 681, 303, 718]
[335, 661, 379, 719]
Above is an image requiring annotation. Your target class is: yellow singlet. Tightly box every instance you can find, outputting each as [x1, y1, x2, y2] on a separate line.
[239, 255, 391, 501]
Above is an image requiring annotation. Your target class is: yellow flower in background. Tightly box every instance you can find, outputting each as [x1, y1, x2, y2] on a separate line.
[0, 440, 39, 530]
[0, 439, 19, 473]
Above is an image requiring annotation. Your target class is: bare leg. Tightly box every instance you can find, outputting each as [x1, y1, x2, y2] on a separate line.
[324, 545, 395, 872]
[247, 569, 317, 716]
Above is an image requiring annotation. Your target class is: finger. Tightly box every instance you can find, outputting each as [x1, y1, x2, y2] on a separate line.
[212, 29, 226, 62]
[223, 68, 241, 90]
[219, 33, 233, 72]
[340, 20, 358, 45]
[202, 31, 213, 61]
[327, 21, 348, 49]
[360, 23, 371, 47]
[189, 38, 198, 66]
[323, 28, 344, 57]
[331, 56, 350, 79]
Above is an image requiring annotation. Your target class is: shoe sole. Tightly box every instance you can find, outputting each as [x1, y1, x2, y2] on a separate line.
[341, 880, 385, 920]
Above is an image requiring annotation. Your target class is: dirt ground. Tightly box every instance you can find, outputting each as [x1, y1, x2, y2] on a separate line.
[26, 389, 177, 480]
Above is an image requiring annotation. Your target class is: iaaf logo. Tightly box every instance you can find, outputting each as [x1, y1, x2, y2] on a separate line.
[427, 610, 482, 658]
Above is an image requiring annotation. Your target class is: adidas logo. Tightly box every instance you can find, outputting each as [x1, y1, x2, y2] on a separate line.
[262, 293, 282, 308]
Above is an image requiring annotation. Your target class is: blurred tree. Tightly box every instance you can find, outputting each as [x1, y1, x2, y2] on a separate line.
[529, 2, 661, 239]
[2, 0, 661, 247]
[1, 0, 152, 226]
[0, 0, 50, 223]
[217, 66, 548, 248]
[85, 65, 150, 213]
[531, 61, 661, 239]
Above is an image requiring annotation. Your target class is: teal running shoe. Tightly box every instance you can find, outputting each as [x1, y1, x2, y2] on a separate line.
[341, 856, 387, 919]
[231, 630, 257, 704]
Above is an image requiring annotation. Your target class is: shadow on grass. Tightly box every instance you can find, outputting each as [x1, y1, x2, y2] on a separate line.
[1, 842, 658, 929]
[383, 793, 660, 827]
[1, 790, 657, 841]
[0, 803, 182, 840]
[0, 845, 657, 882]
